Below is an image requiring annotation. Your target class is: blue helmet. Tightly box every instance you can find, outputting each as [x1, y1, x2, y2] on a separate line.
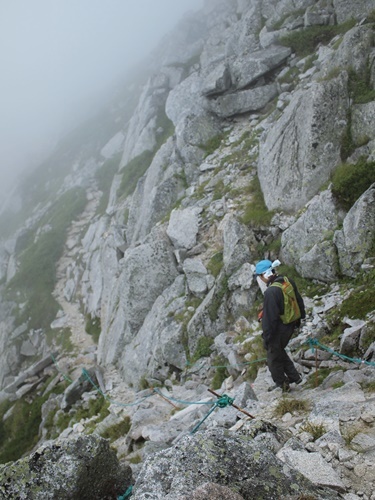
[255, 259, 272, 275]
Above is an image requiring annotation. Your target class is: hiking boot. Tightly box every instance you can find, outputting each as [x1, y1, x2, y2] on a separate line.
[268, 381, 290, 393]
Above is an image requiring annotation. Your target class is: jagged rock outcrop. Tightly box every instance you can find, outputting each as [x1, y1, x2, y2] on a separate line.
[258, 72, 349, 212]
[98, 226, 178, 366]
[334, 183, 375, 277]
[0, 435, 132, 499]
[132, 425, 340, 500]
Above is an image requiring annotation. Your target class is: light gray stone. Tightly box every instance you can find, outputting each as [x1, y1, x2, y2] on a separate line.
[334, 184, 375, 277]
[167, 207, 201, 250]
[276, 448, 346, 492]
[208, 83, 278, 118]
[258, 74, 349, 211]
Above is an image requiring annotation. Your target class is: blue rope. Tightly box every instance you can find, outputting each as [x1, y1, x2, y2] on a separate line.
[50, 354, 74, 383]
[306, 338, 375, 367]
[118, 485, 132, 499]
[81, 368, 156, 407]
[190, 394, 234, 434]
[153, 388, 213, 406]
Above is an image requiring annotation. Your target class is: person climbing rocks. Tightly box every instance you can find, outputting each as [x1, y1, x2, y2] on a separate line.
[255, 259, 305, 392]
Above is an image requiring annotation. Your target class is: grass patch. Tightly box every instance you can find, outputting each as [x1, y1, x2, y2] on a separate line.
[305, 366, 342, 388]
[300, 421, 327, 440]
[239, 176, 274, 227]
[240, 336, 267, 382]
[208, 276, 228, 322]
[274, 397, 309, 417]
[332, 158, 375, 211]
[361, 381, 375, 392]
[85, 315, 101, 344]
[191, 336, 214, 363]
[199, 133, 225, 157]
[117, 107, 174, 200]
[348, 66, 375, 105]
[6, 188, 87, 331]
[279, 19, 356, 57]
[118, 150, 154, 199]
[207, 252, 224, 278]
[95, 153, 122, 214]
[99, 416, 131, 442]
[211, 356, 228, 390]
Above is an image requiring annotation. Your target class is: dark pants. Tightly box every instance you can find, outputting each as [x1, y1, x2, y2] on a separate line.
[266, 330, 300, 387]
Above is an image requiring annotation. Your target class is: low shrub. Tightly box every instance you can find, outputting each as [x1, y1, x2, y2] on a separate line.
[240, 176, 274, 227]
[279, 20, 356, 57]
[274, 397, 309, 417]
[331, 159, 375, 211]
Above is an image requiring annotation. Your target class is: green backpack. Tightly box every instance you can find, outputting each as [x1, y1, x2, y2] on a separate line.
[271, 277, 301, 324]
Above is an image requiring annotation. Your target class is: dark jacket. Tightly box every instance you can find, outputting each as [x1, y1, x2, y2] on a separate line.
[261, 275, 305, 346]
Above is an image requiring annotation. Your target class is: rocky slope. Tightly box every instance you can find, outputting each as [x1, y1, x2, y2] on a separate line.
[0, 0, 375, 498]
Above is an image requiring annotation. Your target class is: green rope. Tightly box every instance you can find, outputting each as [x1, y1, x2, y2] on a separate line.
[50, 354, 74, 383]
[81, 369, 156, 407]
[306, 338, 375, 367]
[153, 388, 213, 406]
[118, 485, 132, 499]
[190, 394, 234, 434]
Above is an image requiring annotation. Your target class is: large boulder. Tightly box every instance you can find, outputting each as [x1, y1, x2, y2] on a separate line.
[334, 183, 375, 277]
[132, 426, 340, 500]
[126, 138, 184, 245]
[281, 189, 345, 282]
[119, 276, 187, 388]
[258, 73, 349, 212]
[98, 226, 178, 366]
[333, 0, 375, 23]
[318, 25, 375, 79]
[230, 46, 291, 90]
[208, 83, 278, 118]
[0, 435, 132, 500]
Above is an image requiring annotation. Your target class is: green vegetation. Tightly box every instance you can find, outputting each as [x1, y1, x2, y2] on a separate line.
[300, 421, 327, 440]
[118, 150, 154, 199]
[207, 251, 224, 278]
[277, 264, 329, 298]
[348, 66, 375, 105]
[274, 397, 309, 417]
[99, 416, 131, 442]
[238, 335, 267, 382]
[211, 356, 228, 390]
[208, 276, 228, 322]
[0, 396, 47, 464]
[332, 158, 375, 210]
[305, 366, 342, 388]
[240, 176, 274, 227]
[361, 380, 375, 392]
[220, 130, 259, 169]
[271, 9, 305, 30]
[173, 296, 203, 361]
[85, 315, 102, 343]
[95, 153, 122, 214]
[7, 187, 87, 332]
[117, 107, 174, 200]
[199, 133, 226, 157]
[278, 67, 300, 85]
[191, 336, 214, 363]
[53, 397, 110, 439]
[279, 19, 356, 57]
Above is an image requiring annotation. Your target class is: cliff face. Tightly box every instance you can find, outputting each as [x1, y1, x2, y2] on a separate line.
[0, 0, 374, 424]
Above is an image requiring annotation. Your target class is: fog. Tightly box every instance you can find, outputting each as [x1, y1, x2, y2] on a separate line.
[0, 0, 204, 195]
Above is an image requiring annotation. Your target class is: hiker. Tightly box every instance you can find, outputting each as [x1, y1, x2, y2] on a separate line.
[255, 259, 305, 392]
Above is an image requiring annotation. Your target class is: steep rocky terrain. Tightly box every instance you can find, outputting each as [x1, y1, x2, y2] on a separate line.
[0, 0, 375, 498]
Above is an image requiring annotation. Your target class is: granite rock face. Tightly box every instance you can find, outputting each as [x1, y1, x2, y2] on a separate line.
[0, 435, 132, 500]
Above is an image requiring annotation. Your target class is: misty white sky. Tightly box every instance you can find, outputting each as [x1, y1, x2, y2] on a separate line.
[0, 0, 204, 192]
